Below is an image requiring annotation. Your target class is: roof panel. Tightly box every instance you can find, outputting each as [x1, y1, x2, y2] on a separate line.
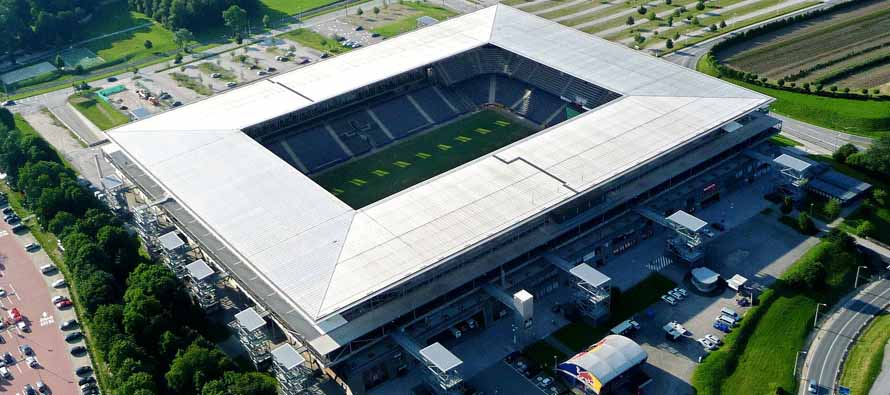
[235, 307, 266, 332]
[420, 342, 463, 372]
[570, 264, 610, 287]
[186, 259, 214, 281]
[271, 344, 306, 370]
[667, 210, 708, 232]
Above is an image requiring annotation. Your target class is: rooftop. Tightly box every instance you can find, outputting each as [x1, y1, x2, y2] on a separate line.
[104, 4, 771, 331]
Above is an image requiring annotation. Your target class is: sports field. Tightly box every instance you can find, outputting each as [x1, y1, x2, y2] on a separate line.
[313, 110, 538, 208]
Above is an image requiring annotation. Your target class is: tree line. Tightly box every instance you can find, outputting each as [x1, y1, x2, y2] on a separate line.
[0, 0, 100, 61]
[128, 0, 259, 34]
[0, 109, 277, 395]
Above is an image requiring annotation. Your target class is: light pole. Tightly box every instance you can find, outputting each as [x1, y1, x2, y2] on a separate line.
[813, 303, 827, 329]
[854, 265, 867, 288]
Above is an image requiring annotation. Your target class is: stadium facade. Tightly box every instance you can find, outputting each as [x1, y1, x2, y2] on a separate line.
[103, 4, 780, 394]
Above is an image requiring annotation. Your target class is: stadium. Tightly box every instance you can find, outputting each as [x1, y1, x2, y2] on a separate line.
[103, 4, 780, 395]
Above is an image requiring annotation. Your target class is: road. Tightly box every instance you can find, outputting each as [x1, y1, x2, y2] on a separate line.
[802, 278, 890, 395]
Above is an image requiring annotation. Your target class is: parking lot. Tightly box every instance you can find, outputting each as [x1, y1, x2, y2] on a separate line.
[0, 199, 94, 395]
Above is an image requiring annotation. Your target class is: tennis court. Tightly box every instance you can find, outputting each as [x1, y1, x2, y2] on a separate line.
[60, 47, 106, 69]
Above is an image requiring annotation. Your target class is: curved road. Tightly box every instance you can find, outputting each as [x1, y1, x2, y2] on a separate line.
[803, 278, 890, 395]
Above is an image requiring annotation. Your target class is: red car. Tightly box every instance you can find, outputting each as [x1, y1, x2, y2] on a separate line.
[8, 308, 22, 322]
[55, 300, 72, 309]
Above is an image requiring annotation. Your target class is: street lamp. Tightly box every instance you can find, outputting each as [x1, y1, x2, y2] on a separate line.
[813, 303, 827, 329]
[854, 265, 867, 288]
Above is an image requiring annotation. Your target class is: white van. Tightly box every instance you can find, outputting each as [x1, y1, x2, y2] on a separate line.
[717, 314, 737, 327]
[0, 366, 9, 378]
[721, 307, 739, 319]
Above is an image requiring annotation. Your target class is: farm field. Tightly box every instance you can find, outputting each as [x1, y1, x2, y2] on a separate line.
[312, 110, 537, 209]
[717, 0, 890, 93]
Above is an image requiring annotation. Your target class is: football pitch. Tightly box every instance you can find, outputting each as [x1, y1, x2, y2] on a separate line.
[313, 110, 538, 208]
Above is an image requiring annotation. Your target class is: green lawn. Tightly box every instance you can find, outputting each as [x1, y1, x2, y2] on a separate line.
[170, 72, 214, 96]
[85, 18, 179, 63]
[197, 62, 236, 81]
[68, 93, 131, 130]
[371, 3, 457, 38]
[841, 206, 890, 245]
[72, 2, 154, 44]
[280, 28, 352, 55]
[313, 110, 537, 208]
[769, 134, 802, 147]
[698, 55, 890, 137]
[260, 0, 339, 15]
[524, 340, 567, 370]
[839, 314, 890, 395]
[551, 273, 676, 352]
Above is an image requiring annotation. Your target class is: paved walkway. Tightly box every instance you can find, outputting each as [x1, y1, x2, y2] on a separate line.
[552, 2, 615, 22]
[533, 0, 591, 16]
[573, 0, 661, 30]
[618, 0, 775, 44]
[870, 342, 890, 395]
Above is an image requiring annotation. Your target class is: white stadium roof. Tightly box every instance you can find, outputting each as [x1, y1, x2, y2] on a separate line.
[105, 4, 770, 327]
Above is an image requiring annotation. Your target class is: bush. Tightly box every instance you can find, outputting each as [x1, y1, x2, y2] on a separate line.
[874, 189, 887, 207]
[833, 143, 859, 163]
[857, 220, 876, 237]
[798, 212, 816, 234]
[824, 198, 841, 220]
[0, 108, 13, 130]
[638, 5, 647, 15]
[781, 196, 793, 214]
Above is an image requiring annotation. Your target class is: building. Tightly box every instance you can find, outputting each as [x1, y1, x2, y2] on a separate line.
[557, 335, 649, 394]
[102, 4, 779, 394]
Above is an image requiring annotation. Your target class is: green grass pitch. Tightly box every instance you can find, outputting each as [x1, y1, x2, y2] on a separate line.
[313, 110, 539, 208]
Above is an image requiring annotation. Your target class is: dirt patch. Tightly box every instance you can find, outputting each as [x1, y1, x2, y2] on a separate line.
[342, 4, 420, 29]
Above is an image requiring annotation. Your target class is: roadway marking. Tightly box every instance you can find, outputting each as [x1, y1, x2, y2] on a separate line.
[818, 284, 890, 387]
[39, 312, 54, 327]
[9, 284, 20, 301]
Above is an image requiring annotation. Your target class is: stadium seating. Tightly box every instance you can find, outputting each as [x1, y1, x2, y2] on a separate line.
[276, 125, 351, 173]
[530, 64, 570, 96]
[410, 87, 459, 123]
[563, 79, 619, 109]
[456, 76, 493, 106]
[331, 111, 393, 149]
[517, 89, 566, 125]
[372, 96, 430, 139]
[494, 76, 528, 108]
[477, 46, 511, 74]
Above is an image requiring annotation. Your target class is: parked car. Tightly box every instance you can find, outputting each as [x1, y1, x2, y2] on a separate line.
[24, 243, 40, 252]
[19, 344, 33, 355]
[172, 101, 182, 107]
[256, 70, 268, 76]
[0, 366, 10, 378]
[2, 100, 15, 106]
[0, 288, 6, 297]
[667, 290, 684, 300]
[704, 334, 722, 345]
[51, 295, 67, 304]
[107, 77, 118, 82]
[210, 73, 222, 78]
[77, 376, 96, 386]
[23, 384, 36, 395]
[2, 207, 14, 215]
[75, 365, 93, 376]
[60, 319, 78, 330]
[41, 264, 57, 274]
[26, 356, 38, 368]
[65, 331, 83, 342]
[3, 352, 14, 363]
[56, 299, 73, 309]
[808, 379, 818, 393]
[51, 279, 67, 288]
[11, 223, 26, 233]
[70, 345, 87, 355]
[673, 287, 688, 297]
[35, 380, 47, 393]
[697, 337, 717, 351]
[661, 294, 677, 305]
[713, 321, 731, 333]
[226, 81, 237, 88]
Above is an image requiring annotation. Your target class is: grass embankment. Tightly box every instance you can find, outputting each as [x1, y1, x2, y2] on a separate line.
[693, 235, 864, 395]
[85, 12, 178, 63]
[260, 0, 340, 15]
[281, 28, 352, 55]
[697, 56, 890, 137]
[67, 93, 131, 130]
[314, 110, 536, 208]
[551, 273, 676, 351]
[839, 314, 890, 395]
[769, 134, 802, 147]
[371, 3, 457, 38]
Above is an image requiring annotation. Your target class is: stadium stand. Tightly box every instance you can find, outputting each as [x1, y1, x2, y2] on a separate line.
[517, 89, 566, 125]
[410, 87, 460, 123]
[531, 64, 571, 96]
[371, 96, 431, 139]
[275, 125, 350, 172]
[456, 76, 493, 107]
[494, 76, 528, 108]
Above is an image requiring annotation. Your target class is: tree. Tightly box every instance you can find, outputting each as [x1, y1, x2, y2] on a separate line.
[626, 15, 635, 26]
[719, 20, 726, 28]
[262, 14, 270, 28]
[634, 34, 645, 44]
[91, 304, 124, 355]
[857, 220, 876, 237]
[823, 198, 841, 220]
[143, 39, 153, 49]
[648, 11, 656, 20]
[667, 15, 673, 27]
[637, 5, 647, 15]
[830, 85, 838, 92]
[786, 259, 826, 291]
[357, 6, 364, 15]
[222, 5, 248, 36]
[846, 135, 890, 174]
[709, 24, 717, 32]
[165, 340, 235, 394]
[77, 269, 118, 314]
[174, 28, 194, 52]
[781, 196, 793, 214]
[665, 38, 674, 49]
[0, 107, 13, 130]
[798, 212, 816, 234]
[201, 371, 278, 395]
[54, 53, 64, 68]
[174, 53, 183, 64]
[695, 1, 705, 10]
[802, 82, 810, 91]
[832, 143, 859, 163]
[673, 32, 680, 40]
[873, 189, 887, 207]
[665, 0, 672, 4]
